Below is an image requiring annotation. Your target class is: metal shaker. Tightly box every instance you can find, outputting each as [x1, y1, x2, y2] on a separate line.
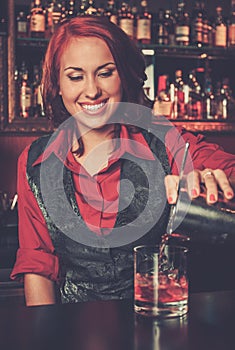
[167, 189, 235, 243]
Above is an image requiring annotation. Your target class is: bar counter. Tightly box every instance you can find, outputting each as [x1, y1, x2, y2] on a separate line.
[0, 289, 235, 350]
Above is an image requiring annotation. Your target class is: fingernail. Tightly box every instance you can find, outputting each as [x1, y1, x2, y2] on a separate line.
[227, 192, 233, 198]
[168, 196, 174, 204]
[209, 194, 216, 202]
[191, 189, 198, 197]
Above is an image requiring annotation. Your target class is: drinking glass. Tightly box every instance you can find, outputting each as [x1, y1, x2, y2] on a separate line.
[134, 244, 188, 318]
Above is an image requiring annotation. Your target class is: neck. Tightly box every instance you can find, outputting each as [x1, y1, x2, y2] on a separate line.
[72, 124, 116, 175]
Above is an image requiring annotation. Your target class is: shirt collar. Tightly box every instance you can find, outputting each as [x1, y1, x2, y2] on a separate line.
[32, 123, 155, 167]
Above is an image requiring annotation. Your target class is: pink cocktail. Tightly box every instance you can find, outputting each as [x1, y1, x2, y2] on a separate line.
[134, 245, 188, 317]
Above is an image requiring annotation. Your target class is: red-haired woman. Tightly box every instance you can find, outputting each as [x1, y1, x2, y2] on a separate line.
[11, 16, 235, 306]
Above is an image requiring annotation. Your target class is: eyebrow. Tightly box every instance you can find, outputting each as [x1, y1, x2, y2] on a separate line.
[64, 62, 116, 72]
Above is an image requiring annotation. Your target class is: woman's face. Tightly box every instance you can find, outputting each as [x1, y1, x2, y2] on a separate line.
[59, 36, 122, 131]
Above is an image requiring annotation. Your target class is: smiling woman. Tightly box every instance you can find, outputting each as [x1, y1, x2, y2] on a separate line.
[42, 16, 150, 128]
[58, 36, 122, 135]
[10, 15, 235, 307]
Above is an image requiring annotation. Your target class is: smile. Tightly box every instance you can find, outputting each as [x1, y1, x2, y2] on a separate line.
[81, 101, 107, 112]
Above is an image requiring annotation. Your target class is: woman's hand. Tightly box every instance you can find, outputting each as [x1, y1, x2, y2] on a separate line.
[165, 169, 234, 204]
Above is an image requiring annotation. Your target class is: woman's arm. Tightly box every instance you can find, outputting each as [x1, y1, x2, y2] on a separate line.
[24, 273, 56, 306]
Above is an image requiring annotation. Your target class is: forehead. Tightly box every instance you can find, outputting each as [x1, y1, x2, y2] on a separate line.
[60, 36, 114, 68]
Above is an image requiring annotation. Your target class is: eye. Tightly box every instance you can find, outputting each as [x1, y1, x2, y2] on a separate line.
[68, 75, 83, 81]
[98, 68, 115, 78]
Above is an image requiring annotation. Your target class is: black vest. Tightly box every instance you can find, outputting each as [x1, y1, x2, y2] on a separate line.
[26, 126, 171, 303]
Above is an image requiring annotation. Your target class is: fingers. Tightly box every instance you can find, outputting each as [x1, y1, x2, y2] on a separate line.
[190, 168, 234, 204]
[207, 169, 234, 200]
[164, 175, 179, 204]
[165, 169, 234, 205]
[200, 169, 219, 203]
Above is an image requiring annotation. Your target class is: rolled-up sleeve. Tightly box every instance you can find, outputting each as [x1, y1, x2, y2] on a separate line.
[10, 146, 60, 283]
[165, 127, 235, 177]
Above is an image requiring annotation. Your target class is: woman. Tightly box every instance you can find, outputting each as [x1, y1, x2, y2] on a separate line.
[11, 16, 235, 306]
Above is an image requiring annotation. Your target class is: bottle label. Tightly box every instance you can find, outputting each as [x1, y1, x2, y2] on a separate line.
[119, 19, 134, 38]
[193, 19, 203, 43]
[20, 85, 31, 118]
[215, 25, 227, 47]
[229, 24, 235, 46]
[175, 26, 190, 43]
[136, 19, 151, 40]
[30, 14, 45, 33]
[17, 21, 27, 34]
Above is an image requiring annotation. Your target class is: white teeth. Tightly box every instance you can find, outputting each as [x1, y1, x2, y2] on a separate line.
[82, 101, 105, 111]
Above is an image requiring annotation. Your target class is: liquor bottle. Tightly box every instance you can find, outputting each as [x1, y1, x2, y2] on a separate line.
[85, 0, 98, 16]
[155, 9, 168, 45]
[228, 0, 235, 47]
[104, 0, 118, 25]
[203, 76, 216, 119]
[169, 69, 187, 119]
[186, 69, 202, 119]
[46, 1, 62, 38]
[136, 0, 152, 44]
[29, 0, 46, 38]
[201, 1, 209, 46]
[175, 0, 190, 46]
[153, 75, 172, 118]
[131, 0, 138, 41]
[19, 61, 32, 119]
[214, 6, 227, 48]
[118, 1, 135, 40]
[31, 65, 43, 118]
[16, 11, 28, 38]
[164, 9, 175, 46]
[191, 0, 203, 47]
[223, 78, 235, 118]
[216, 78, 235, 119]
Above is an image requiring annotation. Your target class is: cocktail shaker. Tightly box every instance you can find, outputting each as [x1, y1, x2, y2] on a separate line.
[168, 189, 235, 243]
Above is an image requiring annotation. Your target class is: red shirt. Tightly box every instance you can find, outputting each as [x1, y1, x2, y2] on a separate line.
[11, 125, 235, 282]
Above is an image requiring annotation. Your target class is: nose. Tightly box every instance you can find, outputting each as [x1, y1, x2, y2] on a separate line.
[84, 77, 101, 100]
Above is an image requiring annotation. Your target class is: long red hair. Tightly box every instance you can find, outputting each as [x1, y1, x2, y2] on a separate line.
[42, 16, 151, 126]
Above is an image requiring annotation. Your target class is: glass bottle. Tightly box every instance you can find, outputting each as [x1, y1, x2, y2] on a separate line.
[46, 1, 62, 38]
[153, 75, 172, 118]
[175, 0, 190, 46]
[216, 78, 235, 119]
[118, 1, 135, 40]
[19, 61, 32, 119]
[228, 0, 235, 47]
[170, 69, 187, 119]
[203, 76, 216, 119]
[104, 0, 118, 25]
[164, 9, 175, 46]
[29, 0, 46, 38]
[186, 69, 203, 119]
[136, 0, 152, 44]
[201, 1, 209, 46]
[214, 6, 227, 48]
[155, 8, 168, 45]
[31, 64, 44, 118]
[16, 11, 28, 38]
[191, 0, 203, 47]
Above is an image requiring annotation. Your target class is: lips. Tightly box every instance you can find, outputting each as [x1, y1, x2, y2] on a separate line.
[80, 99, 108, 114]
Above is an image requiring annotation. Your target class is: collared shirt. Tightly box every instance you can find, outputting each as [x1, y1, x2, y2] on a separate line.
[11, 124, 235, 282]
